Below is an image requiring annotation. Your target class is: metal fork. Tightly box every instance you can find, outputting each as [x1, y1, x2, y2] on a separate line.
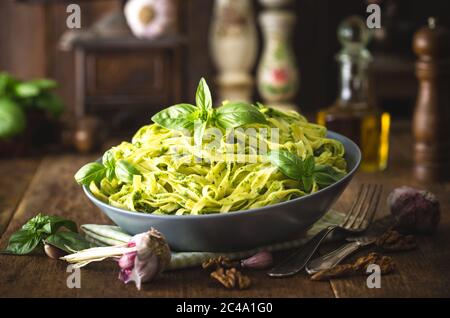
[267, 183, 383, 277]
[305, 236, 376, 274]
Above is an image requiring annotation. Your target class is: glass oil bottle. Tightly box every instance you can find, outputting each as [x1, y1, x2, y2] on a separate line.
[317, 16, 390, 172]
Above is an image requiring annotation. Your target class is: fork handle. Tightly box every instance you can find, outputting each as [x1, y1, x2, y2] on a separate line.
[305, 241, 361, 274]
[267, 225, 338, 277]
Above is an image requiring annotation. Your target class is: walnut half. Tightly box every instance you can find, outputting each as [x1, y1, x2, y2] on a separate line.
[376, 230, 417, 252]
[311, 252, 396, 281]
[202, 256, 239, 270]
[210, 267, 251, 289]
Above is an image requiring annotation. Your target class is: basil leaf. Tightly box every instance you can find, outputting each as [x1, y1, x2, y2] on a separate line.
[255, 102, 265, 110]
[21, 213, 47, 232]
[21, 214, 77, 235]
[0, 72, 16, 95]
[151, 103, 197, 131]
[2, 213, 80, 256]
[14, 82, 40, 98]
[314, 165, 346, 188]
[268, 151, 319, 192]
[115, 160, 141, 183]
[303, 156, 315, 176]
[45, 231, 91, 253]
[0, 97, 26, 138]
[194, 121, 207, 149]
[302, 176, 314, 193]
[268, 150, 303, 180]
[106, 168, 115, 181]
[41, 216, 78, 234]
[34, 92, 64, 117]
[74, 162, 106, 186]
[215, 102, 267, 128]
[102, 151, 116, 181]
[195, 77, 212, 112]
[3, 229, 41, 255]
[102, 150, 114, 167]
[28, 79, 57, 91]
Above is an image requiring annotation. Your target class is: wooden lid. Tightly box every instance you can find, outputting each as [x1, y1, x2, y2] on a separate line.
[413, 17, 450, 58]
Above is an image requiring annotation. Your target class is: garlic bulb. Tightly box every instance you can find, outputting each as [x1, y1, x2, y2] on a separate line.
[118, 228, 171, 290]
[124, 0, 177, 39]
[61, 228, 171, 290]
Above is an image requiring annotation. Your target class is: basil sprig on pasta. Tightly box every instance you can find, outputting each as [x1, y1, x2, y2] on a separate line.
[74, 152, 141, 186]
[151, 78, 267, 141]
[268, 150, 346, 192]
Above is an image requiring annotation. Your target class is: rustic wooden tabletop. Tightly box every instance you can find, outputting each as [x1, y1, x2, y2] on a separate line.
[0, 121, 449, 298]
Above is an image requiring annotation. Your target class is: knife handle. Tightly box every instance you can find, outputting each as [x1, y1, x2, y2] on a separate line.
[267, 225, 337, 277]
[305, 241, 361, 274]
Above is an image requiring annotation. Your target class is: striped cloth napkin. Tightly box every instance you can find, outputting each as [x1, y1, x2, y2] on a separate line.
[81, 209, 344, 270]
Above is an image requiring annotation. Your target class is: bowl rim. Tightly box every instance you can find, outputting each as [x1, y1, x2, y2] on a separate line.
[82, 130, 361, 219]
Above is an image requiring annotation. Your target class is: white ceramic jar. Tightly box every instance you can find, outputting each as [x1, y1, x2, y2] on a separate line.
[124, 0, 177, 39]
[209, 0, 258, 102]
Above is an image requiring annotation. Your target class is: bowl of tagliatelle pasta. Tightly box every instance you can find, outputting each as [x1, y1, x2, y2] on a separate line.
[75, 79, 361, 252]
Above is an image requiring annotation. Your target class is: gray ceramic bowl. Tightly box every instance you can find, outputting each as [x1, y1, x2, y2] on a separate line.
[83, 131, 361, 252]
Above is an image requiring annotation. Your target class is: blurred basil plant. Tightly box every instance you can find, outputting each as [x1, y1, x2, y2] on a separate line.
[0, 72, 64, 139]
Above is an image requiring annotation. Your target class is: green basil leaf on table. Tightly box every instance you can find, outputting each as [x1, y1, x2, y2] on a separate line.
[151, 103, 198, 131]
[195, 77, 212, 112]
[115, 160, 141, 183]
[39, 215, 78, 234]
[2, 229, 42, 255]
[268, 150, 303, 180]
[21, 213, 77, 235]
[215, 102, 267, 128]
[74, 162, 106, 186]
[0, 97, 26, 138]
[2, 213, 81, 255]
[45, 231, 91, 253]
[21, 213, 50, 232]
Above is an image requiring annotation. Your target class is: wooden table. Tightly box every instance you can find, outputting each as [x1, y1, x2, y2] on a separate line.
[0, 121, 449, 298]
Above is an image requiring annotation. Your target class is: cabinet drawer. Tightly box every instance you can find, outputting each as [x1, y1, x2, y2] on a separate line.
[85, 50, 171, 103]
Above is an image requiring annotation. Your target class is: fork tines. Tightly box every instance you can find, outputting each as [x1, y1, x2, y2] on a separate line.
[341, 184, 383, 232]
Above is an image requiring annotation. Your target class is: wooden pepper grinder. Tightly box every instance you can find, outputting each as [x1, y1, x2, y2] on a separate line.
[412, 18, 450, 182]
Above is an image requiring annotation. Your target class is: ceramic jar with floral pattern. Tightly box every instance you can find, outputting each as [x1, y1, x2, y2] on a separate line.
[257, 11, 299, 106]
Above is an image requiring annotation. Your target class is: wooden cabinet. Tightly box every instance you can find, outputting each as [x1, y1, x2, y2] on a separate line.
[73, 37, 184, 131]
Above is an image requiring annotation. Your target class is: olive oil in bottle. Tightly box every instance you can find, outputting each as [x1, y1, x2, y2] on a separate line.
[317, 16, 390, 172]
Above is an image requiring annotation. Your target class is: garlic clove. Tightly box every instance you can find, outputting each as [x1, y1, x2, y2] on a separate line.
[118, 251, 137, 269]
[44, 243, 67, 260]
[240, 251, 273, 270]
